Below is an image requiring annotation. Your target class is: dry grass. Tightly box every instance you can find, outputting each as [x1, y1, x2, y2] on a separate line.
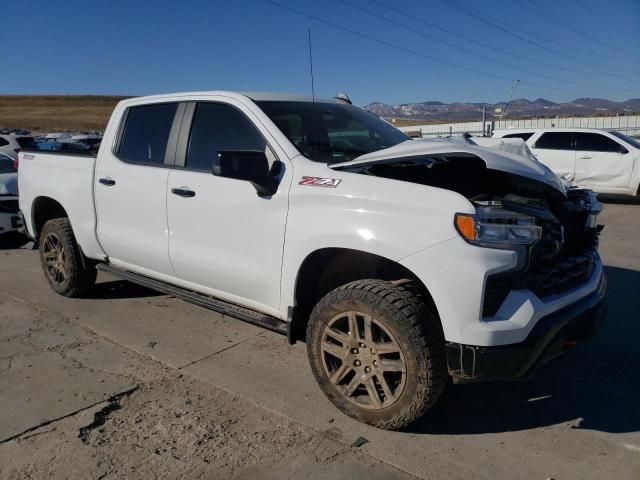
[387, 118, 445, 127]
[0, 95, 131, 133]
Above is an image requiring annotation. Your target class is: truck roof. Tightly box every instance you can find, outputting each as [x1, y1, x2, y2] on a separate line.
[119, 91, 341, 106]
[493, 127, 616, 133]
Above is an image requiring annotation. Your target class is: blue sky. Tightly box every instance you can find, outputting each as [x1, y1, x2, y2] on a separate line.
[4, 0, 639, 105]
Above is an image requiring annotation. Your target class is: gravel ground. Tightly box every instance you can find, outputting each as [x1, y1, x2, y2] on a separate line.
[0, 296, 410, 479]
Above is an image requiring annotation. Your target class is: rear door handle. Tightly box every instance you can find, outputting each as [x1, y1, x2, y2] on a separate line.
[99, 177, 116, 186]
[579, 155, 592, 159]
[171, 187, 196, 198]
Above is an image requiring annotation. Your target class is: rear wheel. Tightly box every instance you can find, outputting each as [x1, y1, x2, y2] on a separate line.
[306, 279, 446, 430]
[39, 218, 96, 297]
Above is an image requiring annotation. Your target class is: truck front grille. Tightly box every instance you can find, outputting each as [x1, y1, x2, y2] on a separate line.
[483, 251, 597, 318]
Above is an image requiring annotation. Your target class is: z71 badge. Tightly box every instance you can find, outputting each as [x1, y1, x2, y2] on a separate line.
[298, 176, 342, 188]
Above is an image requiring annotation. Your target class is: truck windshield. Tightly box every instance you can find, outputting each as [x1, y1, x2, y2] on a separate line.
[256, 101, 409, 163]
[609, 130, 640, 149]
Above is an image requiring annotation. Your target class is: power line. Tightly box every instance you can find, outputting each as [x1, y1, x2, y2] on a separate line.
[443, 0, 602, 60]
[370, 0, 602, 78]
[339, 0, 633, 89]
[515, 0, 638, 59]
[440, 0, 634, 74]
[262, 0, 637, 94]
[572, 0, 628, 32]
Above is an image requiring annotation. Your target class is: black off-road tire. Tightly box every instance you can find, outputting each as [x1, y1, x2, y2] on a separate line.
[39, 218, 97, 297]
[306, 279, 447, 430]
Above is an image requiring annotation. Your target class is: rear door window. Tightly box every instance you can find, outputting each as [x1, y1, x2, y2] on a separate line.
[117, 103, 179, 165]
[534, 132, 574, 150]
[0, 138, 9, 147]
[502, 132, 534, 141]
[575, 132, 627, 153]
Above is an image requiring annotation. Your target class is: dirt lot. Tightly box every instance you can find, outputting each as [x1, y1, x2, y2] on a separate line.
[1, 201, 639, 479]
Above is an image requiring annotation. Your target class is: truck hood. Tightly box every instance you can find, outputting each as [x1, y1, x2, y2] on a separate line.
[330, 139, 566, 195]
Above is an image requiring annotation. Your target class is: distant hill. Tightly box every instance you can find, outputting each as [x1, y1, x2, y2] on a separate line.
[0, 95, 130, 132]
[365, 98, 640, 121]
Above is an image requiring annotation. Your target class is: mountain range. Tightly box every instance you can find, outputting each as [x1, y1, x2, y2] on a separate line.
[364, 98, 640, 121]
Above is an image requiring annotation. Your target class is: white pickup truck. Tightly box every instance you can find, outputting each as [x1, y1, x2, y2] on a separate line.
[18, 91, 607, 429]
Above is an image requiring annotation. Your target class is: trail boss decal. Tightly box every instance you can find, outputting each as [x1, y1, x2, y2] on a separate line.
[298, 176, 342, 188]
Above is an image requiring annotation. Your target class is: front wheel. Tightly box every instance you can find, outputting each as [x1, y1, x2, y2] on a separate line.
[39, 218, 97, 297]
[306, 279, 447, 430]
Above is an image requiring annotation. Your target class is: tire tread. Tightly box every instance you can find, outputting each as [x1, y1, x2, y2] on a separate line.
[307, 278, 447, 430]
[39, 218, 96, 297]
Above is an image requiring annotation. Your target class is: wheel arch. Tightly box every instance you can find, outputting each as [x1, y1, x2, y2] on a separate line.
[31, 196, 69, 240]
[288, 247, 441, 343]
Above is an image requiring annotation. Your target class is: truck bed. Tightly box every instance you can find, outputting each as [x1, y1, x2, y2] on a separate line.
[18, 150, 106, 259]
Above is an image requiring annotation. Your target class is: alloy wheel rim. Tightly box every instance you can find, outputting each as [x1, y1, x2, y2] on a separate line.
[42, 233, 67, 284]
[320, 311, 407, 410]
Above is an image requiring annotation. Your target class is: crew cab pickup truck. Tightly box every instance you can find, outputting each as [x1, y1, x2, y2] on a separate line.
[18, 92, 607, 429]
[493, 128, 640, 197]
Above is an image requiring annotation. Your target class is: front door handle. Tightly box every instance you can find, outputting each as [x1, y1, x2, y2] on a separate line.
[99, 177, 116, 186]
[579, 155, 592, 159]
[171, 187, 196, 198]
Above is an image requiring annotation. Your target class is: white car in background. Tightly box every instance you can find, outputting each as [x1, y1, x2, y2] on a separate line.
[0, 134, 37, 160]
[0, 152, 20, 235]
[493, 128, 640, 197]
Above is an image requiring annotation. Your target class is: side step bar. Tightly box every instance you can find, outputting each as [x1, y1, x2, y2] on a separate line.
[97, 264, 288, 335]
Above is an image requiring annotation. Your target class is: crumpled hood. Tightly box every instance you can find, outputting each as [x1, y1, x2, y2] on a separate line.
[330, 139, 566, 195]
[0, 173, 18, 195]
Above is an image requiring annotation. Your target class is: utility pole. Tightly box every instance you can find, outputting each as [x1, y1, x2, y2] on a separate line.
[482, 105, 487, 136]
[501, 79, 520, 120]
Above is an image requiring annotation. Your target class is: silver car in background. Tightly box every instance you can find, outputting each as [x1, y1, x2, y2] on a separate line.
[0, 152, 20, 235]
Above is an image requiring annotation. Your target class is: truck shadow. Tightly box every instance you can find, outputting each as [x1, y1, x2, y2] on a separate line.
[87, 280, 163, 300]
[0, 232, 30, 250]
[410, 265, 640, 435]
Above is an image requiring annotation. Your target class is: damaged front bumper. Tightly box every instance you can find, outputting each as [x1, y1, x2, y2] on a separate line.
[446, 273, 607, 382]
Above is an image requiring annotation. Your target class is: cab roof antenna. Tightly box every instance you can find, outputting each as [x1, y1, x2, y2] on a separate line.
[307, 29, 316, 103]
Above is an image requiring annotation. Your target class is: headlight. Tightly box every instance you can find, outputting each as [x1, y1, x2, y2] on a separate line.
[455, 206, 542, 248]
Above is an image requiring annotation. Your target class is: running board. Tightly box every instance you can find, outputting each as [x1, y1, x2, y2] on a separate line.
[96, 264, 288, 335]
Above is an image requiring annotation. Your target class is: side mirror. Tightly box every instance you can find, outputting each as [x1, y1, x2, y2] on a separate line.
[213, 150, 282, 196]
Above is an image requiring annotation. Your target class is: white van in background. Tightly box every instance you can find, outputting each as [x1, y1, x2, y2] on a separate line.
[493, 128, 640, 197]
